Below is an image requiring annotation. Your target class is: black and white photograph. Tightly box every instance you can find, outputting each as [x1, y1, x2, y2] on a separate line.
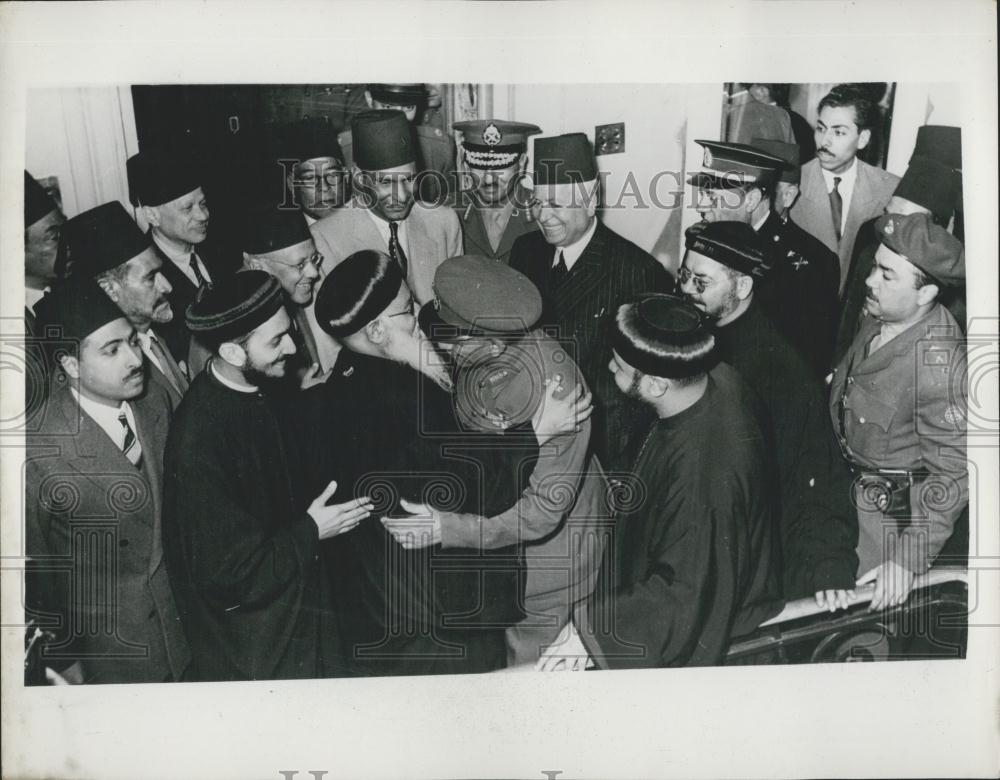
[2, 2, 998, 779]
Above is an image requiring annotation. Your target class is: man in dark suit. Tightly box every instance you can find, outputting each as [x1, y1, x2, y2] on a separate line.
[126, 151, 241, 374]
[68, 201, 191, 410]
[266, 117, 349, 227]
[451, 119, 541, 264]
[789, 84, 899, 294]
[510, 132, 671, 471]
[26, 275, 190, 684]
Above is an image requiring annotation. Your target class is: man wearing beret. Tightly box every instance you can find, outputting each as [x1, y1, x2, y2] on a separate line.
[538, 294, 779, 670]
[311, 109, 462, 307]
[66, 201, 191, 410]
[375, 255, 610, 667]
[679, 221, 859, 604]
[338, 83, 457, 203]
[240, 203, 335, 375]
[127, 151, 241, 368]
[510, 132, 672, 472]
[790, 84, 899, 294]
[451, 119, 541, 264]
[829, 212, 967, 612]
[690, 139, 841, 376]
[834, 126, 964, 366]
[26, 275, 190, 684]
[267, 118, 349, 225]
[162, 271, 373, 680]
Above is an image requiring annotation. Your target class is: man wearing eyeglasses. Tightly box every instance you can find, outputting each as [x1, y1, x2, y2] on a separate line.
[312, 110, 462, 309]
[678, 221, 859, 605]
[242, 204, 333, 379]
[268, 118, 349, 226]
[509, 132, 672, 472]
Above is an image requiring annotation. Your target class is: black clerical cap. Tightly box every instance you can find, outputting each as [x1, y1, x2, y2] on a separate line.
[352, 110, 416, 171]
[242, 203, 313, 255]
[533, 133, 597, 185]
[689, 140, 785, 191]
[186, 270, 284, 345]
[749, 138, 801, 184]
[269, 118, 344, 165]
[685, 221, 771, 278]
[894, 156, 961, 225]
[367, 83, 428, 106]
[314, 250, 403, 338]
[419, 255, 542, 342]
[65, 201, 153, 277]
[25, 171, 58, 228]
[127, 151, 202, 207]
[612, 294, 717, 379]
[36, 274, 128, 344]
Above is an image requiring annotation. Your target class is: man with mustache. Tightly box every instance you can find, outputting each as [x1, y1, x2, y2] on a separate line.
[26, 275, 190, 684]
[268, 118, 349, 226]
[311, 109, 462, 307]
[162, 272, 373, 680]
[678, 221, 859, 606]
[789, 84, 899, 295]
[62, 202, 190, 410]
[451, 119, 541, 264]
[830, 212, 967, 612]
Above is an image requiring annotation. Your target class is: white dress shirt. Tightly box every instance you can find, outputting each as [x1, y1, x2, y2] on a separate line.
[70, 388, 138, 452]
[821, 157, 858, 236]
[25, 286, 46, 315]
[135, 329, 164, 374]
[552, 217, 598, 272]
[152, 235, 213, 288]
[365, 209, 411, 258]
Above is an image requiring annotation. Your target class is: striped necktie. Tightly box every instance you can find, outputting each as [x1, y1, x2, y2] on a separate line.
[118, 410, 143, 467]
[388, 221, 408, 277]
[189, 252, 209, 291]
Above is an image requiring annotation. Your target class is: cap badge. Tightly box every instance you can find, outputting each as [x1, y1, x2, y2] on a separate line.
[483, 123, 503, 147]
[884, 219, 895, 236]
[703, 149, 714, 168]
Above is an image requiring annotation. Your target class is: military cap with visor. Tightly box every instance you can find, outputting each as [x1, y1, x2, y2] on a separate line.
[689, 140, 785, 191]
[454, 120, 542, 170]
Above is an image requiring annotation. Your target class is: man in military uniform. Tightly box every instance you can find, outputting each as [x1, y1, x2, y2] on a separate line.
[830, 212, 967, 611]
[690, 139, 840, 376]
[451, 119, 541, 264]
[338, 83, 457, 203]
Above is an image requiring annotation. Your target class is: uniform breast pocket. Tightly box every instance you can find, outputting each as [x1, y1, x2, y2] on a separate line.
[844, 383, 897, 463]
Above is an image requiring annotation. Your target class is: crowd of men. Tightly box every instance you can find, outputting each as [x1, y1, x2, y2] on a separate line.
[21, 82, 968, 683]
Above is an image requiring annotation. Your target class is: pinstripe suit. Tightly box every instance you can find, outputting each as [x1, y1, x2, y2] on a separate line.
[510, 221, 672, 471]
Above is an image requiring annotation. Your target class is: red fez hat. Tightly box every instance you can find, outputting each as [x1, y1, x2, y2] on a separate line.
[533, 133, 597, 185]
[65, 201, 153, 277]
[35, 274, 128, 344]
[24, 171, 58, 228]
[242, 204, 313, 255]
[127, 152, 202, 207]
[352, 110, 416, 171]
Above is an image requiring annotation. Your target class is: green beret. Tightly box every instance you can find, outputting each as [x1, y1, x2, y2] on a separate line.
[421, 255, 542, 339]
[684, 221, 770, 278]
[875, 212, 964, 287]
[689, 140, 784, 190]
[64, 201, 153, 277]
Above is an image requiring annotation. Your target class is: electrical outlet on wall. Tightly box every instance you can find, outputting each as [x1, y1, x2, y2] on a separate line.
[595, 122, 625, 155]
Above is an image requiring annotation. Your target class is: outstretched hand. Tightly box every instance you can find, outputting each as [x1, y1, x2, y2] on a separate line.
[381, 498, 442, 549]
[307, 480, 373, 540]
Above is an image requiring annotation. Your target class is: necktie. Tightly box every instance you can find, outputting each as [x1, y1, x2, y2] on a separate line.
[388, 221, 408, 277]
[148, 332, 190, 396]
[829, 176, 843, 243]
[118, 410, 143, 467]
[189, 252, 208, 291]
[551, 250, 569, 289]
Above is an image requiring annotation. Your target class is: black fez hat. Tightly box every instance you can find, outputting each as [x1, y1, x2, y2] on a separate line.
[25, 171, 58, 228]
[749, 138, 801, 184]
[454, 120, 542, 170]
[367, 83, 428, 106]
[685, 221, 771, 278]
[689, 140, 785, 190]
[910, 125, 962, 171]
[127, 151, 202, 207]
[314, 250, 404, 338]
[875, 212, 964, 287]
[894, 156, 961, 224]
[65, 201, 153, 277]
[533, 133, 597, 185]
[36, 274, 128, 344]
[242, 204, 313, 255]
[419, 255, 542, 342]
[270, 118, 344, 165]
[613, 294, 717, 379]
[352, 110, 416, 172]
[186, 270, 284, 345]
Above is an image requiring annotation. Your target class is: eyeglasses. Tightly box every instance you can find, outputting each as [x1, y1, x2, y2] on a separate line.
[294, 171, 346, 187]
[268, 252, 324, 273]
[677, 266, 714, 294]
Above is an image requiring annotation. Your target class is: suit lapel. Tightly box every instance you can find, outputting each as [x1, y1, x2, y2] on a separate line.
[555, 223, 610, 316]
[132, 393, 167, 574]
[799, 160, 839, 249]
[843, 161, 874, 245]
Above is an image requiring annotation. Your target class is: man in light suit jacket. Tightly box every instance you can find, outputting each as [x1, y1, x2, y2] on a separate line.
[26, 276, 190, 684]
[311, 110, 462, 307]
[790, 84, 899, 295]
